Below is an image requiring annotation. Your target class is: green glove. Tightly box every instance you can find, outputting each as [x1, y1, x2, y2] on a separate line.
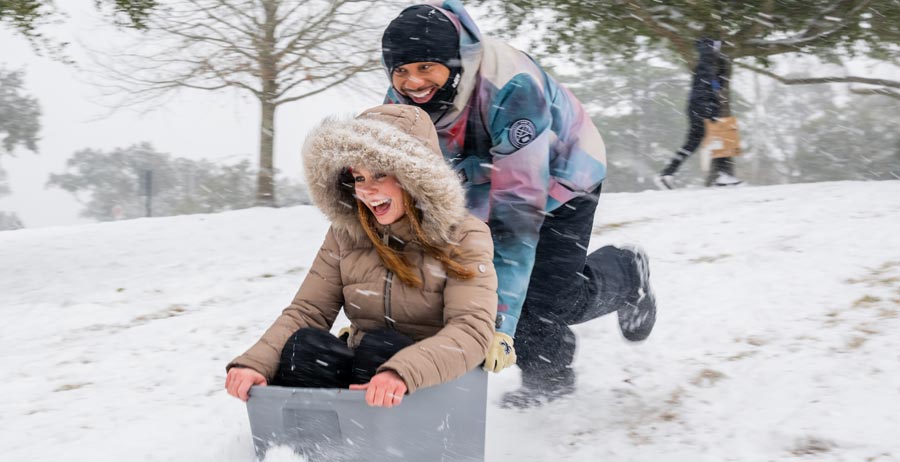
[483, 332, 517, 373]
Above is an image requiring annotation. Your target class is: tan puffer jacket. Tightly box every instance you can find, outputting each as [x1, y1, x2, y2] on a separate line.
[228, 105, 498, 393]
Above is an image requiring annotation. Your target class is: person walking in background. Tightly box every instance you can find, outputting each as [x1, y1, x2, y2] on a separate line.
[655, 38, 743, 189]
[381, 0, 657, 408]
[225, 104, 498, 408]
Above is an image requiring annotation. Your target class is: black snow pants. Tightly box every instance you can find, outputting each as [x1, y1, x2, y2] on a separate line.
[275, 327, 414, 388]
[662, 109, 706, 175]
[514, 186, 639, 383]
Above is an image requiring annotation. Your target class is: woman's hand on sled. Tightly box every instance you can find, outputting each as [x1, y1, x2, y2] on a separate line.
[225, 367, 267, 401]
[350, 370, 408, 408]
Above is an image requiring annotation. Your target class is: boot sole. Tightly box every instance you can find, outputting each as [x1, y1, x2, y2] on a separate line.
[618, 246, 657, 342]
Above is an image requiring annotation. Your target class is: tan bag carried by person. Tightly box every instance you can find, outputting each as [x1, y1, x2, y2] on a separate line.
[702, 116, 741, 158]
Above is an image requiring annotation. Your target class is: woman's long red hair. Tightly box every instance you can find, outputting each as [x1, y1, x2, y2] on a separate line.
[356, 191, 474, 288]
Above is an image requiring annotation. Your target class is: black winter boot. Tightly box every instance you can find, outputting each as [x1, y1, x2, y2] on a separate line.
[617, 246, 657, 342]
[500, 368, 576, 409]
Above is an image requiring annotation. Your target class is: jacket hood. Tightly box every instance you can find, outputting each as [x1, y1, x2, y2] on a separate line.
[302, 104, 469, 245]
[695, 38, 721, 62]
[383, 0, 484, 129]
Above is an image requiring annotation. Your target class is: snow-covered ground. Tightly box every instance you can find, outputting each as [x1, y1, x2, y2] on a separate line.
[2, 180, 899, 462]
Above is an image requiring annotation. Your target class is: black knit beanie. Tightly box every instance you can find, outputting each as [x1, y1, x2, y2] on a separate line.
[382, 5, 461, 72]
[383, 6, 464, 113]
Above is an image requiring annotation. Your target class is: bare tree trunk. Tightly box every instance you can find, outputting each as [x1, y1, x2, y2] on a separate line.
[257, 98, 277, 206]
[256, 0, 278, 207]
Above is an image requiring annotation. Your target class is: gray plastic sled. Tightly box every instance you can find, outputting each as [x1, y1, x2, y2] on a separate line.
[245, 369, 488, 461]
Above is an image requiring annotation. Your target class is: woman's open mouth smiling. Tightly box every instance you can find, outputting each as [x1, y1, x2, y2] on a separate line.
[369, 198, 393, 216]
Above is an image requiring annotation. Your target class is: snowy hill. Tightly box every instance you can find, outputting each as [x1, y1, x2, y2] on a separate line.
[2, 180, 899, 462]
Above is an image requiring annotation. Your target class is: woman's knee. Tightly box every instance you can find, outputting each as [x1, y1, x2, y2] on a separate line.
[351, 329, 414, 384]
[278, 327, 354, 388]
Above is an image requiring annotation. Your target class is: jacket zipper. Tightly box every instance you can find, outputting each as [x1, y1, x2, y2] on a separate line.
[382, 228, 396, 330]
[384, 271, 395, 330]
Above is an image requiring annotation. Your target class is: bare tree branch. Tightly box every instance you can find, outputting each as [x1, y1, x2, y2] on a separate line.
[155, 20, 259, 62]
[850, 88, 900, 99]
[210, 0, 262, 29]
[276, 29, 379, 75]
[181, 0, 258, 39]
[272, 1, 342, 62]
[275, 62, 376, 105]
[735, 61, 900, 89]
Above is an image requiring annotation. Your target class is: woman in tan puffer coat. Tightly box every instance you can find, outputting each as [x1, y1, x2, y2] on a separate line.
[225, 104, 498, 407]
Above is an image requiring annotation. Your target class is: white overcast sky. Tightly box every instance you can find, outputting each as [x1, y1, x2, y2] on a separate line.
[2, 2, 895, 229]
[0, 1, 375, 228]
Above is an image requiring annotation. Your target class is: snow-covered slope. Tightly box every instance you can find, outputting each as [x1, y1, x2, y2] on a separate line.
[2, 181, 899, 462]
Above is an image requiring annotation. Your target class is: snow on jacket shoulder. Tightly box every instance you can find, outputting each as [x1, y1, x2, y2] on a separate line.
[227, 104, 498, 393]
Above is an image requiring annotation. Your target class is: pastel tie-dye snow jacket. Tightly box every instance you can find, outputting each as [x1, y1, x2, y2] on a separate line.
[384, 0, 607, 337]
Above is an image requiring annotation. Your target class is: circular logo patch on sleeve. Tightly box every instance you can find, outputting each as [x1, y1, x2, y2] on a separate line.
[508, 119, 537, 149]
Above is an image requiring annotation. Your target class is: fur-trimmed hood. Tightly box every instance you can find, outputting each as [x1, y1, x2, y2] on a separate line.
[302, 104, 469, 245]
